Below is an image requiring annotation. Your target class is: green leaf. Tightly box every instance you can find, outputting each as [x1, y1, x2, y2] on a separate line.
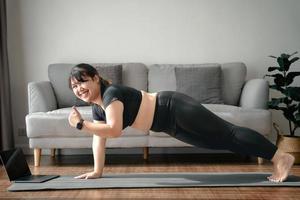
[281, 53, 289, 59]
[267, 103, 286, 111]
[289, 105, 298, 122]
[265, 74, 285, 86]
[283, 108, 297, 123]
[289, 104, 298, 112]
[296, 113, 300, 121]
[267, 66, 281, 72]
[268, 98, 283, 107]
[290, 57, 299, 64]
[295, 121, 300, 127]
[268, 97, 295, 110]
[283, 97, 293, 105]
[283, 87, 300, 101]
[286, 72, 300, 86]
[295, 109, 300, 124]
[269, 84, 284, 92]
[289, 51, 298, 58]
[277, 57, 291, 71]
[268, 103, 279, 110]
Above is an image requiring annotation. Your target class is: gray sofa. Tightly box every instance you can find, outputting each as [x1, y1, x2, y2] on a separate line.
[26, 62, 271, 166]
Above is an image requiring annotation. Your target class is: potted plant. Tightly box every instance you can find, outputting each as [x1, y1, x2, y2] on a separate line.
[264, 51, 300, 163]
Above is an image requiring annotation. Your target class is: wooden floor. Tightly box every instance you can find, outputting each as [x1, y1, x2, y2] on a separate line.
[1, 153, 300, 199]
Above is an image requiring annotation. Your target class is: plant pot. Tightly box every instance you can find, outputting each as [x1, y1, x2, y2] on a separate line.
[273, 123, 300, 164]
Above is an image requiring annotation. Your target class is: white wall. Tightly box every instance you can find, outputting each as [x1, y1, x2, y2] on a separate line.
[6, 0, 300, 154]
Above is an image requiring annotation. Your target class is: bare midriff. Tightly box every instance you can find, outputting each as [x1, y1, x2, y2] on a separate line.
[130, 90, 157, 134]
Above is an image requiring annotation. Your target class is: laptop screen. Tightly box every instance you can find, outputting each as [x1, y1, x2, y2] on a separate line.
[0, 148, 32, 181]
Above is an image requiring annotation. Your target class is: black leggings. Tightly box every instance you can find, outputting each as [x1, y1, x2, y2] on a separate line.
[150, 91, 278, 160]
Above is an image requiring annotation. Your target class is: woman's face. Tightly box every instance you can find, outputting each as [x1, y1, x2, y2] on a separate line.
[70, 75, 100, 103]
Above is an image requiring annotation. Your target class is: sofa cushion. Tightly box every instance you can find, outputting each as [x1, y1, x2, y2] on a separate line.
[175, 65, 223, 103]
[25, 107, 149, 138]
[148, 64, 176, 92]
[148, 63, 247, 106]
[221, 62, 247, 105]
[121, 63, 148, 91]
[95, 64, 123, 84]
[49, 64, 123, 108]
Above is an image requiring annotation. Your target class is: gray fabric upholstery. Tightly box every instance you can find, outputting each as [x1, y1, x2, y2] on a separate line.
[26, 107, 148, 138]
[94, 64, 123, 85]
[175, 65, 223, 103]
[202, 104, 272, 136]
[48, 64, 78, 108]
[148, 63, 246, 106]
[121, 63, 148, 91]
[148, 64, 176, 92]
[28, 81, 57, 113]
[239, 79, 269, 109]
[8, 173, 300, 191]
[29, 136, 148, 149]
[221, 62, 247, 105]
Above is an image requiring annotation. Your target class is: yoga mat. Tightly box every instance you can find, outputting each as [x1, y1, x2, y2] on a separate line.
[7, 172, 300, 191]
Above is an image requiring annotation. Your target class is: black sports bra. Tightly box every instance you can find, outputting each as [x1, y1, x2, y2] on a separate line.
[92, 83, 142, 129]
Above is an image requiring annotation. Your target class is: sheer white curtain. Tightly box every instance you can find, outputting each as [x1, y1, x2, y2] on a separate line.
[0, 0, 14, 150]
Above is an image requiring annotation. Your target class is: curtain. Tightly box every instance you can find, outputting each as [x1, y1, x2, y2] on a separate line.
[0, 0, 14, 150]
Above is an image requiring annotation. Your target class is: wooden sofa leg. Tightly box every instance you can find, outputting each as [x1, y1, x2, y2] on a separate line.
[258, 157, 264, 165]
[51, 148, 56, 158]
[143, 147, 149, 160]
[34, 148, 42, 167]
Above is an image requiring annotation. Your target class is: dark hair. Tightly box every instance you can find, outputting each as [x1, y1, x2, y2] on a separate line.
[68, 63, 111, 89]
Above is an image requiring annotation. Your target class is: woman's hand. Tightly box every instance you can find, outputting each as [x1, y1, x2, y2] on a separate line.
[74, 171, 102, 179]
[68, 106, 82, 127]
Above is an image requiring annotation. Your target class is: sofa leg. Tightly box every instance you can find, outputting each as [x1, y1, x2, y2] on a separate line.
[51, 148, 56, 158]
[258, 157, 264, 165]
[143, 147, 149, 160]
[34, 148, 42, 167]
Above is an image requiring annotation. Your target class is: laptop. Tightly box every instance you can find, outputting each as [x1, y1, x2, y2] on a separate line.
[0, 148, 59, 183]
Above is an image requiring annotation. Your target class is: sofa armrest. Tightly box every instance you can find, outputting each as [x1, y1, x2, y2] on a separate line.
[28, 81, 57, 113]
[239, 79, 269, 109]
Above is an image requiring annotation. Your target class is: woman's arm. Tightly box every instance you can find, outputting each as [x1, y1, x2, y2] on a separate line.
[69, 101, 124, 138]
[82, 120, 120, 138]
[93, 129, 106, 175]
[75, 120, 107, 179]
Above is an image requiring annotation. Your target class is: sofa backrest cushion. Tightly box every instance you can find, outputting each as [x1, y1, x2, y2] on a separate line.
[95, 64, 123, 84]
[148, 64, 177, 92]
[121, 63, 148, 91]
[175, 65, 223, 104]
[148, 62, 246, 106]
[48, 63, 147, 108]
[221, 62, 247, 105]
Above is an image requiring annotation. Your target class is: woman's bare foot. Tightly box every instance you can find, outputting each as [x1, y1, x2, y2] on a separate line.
[268, 150, 295, 182]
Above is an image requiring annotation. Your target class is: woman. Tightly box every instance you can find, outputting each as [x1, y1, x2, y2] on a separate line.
[68, 63, 295, 182]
